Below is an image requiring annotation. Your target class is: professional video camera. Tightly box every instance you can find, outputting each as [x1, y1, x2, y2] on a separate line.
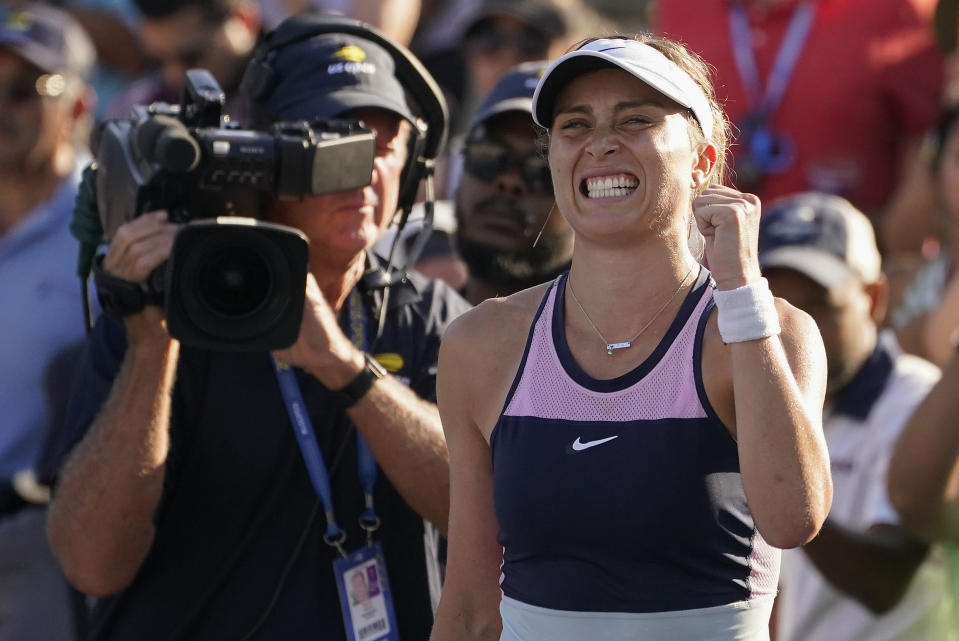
[80, 68, 378, 351]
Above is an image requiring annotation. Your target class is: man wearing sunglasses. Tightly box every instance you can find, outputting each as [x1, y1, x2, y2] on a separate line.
[457, 0, 612, 136]
[0, 5, 96, 640]
[455, 61, 574, 304]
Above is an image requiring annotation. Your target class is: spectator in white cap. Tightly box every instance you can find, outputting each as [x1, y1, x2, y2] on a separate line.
[0, 4, 96, 640]
[430, 34, 832, 641]
[761, 192, 956, 641]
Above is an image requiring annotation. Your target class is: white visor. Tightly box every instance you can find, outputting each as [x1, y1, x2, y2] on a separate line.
[531, 38, 714, 139]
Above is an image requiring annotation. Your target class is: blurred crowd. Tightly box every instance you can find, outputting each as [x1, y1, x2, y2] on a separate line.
[4, 0, 959, 639]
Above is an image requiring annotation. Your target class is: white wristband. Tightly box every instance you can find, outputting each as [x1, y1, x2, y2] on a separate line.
[713, 278, 781, 344]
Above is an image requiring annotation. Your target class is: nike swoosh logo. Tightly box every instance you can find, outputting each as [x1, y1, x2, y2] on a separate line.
[571, 435, 619, 451]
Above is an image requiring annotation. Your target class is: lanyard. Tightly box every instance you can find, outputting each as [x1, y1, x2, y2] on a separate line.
[272, 289, 380, 557]
[729, 1, 816, 117]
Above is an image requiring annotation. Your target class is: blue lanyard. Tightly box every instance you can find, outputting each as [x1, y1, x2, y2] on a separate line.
[272, 289, 380, 556]
[729, 1, 816, 117]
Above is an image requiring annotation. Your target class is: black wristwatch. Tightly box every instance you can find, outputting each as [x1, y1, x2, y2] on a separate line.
[332, 353, 387, 408]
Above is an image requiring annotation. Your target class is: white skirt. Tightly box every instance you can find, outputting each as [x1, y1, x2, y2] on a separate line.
[499, 594, 775, 641]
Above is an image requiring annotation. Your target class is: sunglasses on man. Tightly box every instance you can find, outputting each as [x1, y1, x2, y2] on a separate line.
[464, 22, 553, 58]
[0, 73, 65, 105]
[463, 138, 552, 193]
[148, 45, 206, 71]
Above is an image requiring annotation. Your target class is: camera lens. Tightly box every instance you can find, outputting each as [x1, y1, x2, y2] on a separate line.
[195, 245, 272, 318]
[167, 221, 307, 346]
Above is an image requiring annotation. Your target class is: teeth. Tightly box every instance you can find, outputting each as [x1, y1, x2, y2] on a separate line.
[589, 187, 632, 198]
[585, 174, 639, 199]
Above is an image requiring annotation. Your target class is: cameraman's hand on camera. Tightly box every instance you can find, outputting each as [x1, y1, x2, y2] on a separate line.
[103, 210, 179, 341]
[48, 212, 187, 597]
[273, 274, 366, 389]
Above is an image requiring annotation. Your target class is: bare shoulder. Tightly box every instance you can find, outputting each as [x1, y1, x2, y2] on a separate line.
[439, 282, 553, 439]
[442, 282, 552, 359]
[700, 295, 824, 365]
[773, 296, 826, 366]
[699, 293, 827, 434]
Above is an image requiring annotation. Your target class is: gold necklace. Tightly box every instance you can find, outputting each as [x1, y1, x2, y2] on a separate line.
[567, 264, 696, 356]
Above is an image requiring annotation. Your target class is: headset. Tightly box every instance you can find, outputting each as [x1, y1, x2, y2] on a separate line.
[241, 14, 449, 288]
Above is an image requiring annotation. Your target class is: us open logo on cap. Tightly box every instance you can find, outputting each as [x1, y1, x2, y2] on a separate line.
[5, 11, 33, 31]
[328, 45, 376, 76]
[333, 45, 366, 62]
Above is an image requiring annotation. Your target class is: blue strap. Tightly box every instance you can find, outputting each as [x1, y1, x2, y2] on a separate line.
[272, 357, 346, 554]
[348, 291, 380, 544]
[729, 1, 816, 117]
[273, 288, 381, 556]
[356, 436, 379, 546]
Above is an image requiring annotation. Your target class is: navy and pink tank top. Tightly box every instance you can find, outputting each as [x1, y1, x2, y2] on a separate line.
[491, 267, 780, 616]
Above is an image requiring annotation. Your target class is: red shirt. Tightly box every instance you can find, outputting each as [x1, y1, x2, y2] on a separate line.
[655, 0, 944, 214]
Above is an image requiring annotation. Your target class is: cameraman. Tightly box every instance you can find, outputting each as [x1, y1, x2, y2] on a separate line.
[46, 14, 470, 641]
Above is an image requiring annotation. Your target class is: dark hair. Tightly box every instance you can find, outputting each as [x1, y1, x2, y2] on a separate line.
[932, 105, 959, 169]
[550, 33, 731, 188]
[133, 0, 244, 22]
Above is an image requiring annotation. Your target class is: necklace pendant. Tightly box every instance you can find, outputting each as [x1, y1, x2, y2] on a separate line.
[606, 341, 631, 355]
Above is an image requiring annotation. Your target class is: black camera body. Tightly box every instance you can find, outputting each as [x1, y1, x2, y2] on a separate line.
[91, 69, 378, 351]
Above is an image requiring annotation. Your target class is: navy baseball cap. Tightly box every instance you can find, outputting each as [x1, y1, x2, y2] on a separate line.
[253, 32, 415, 124]
[469, 61, 548, 132]
[0, 5, 95, 80]
[758, 192, 881, 289]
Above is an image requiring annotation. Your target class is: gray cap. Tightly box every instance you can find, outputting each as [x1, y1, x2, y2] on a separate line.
[758, 192, 881, 289]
